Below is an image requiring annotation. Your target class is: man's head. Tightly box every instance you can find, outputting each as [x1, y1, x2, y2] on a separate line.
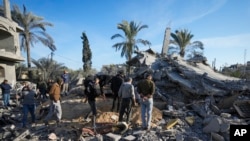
[3, 79, 8, 83]
[93, 77, 100, 84]
[145, 73, 152, 80]
[118, 70, 124, 76]
[125, 77, 132, 83]
[56, 77, 63, 85]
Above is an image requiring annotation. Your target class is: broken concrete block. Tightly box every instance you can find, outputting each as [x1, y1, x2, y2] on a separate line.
[165, 118, 179, 130]
[211, 132, 224, 141]
[220, 113, 231, 118]
[48, 133, 57, 140]
[105, 133, 121, 141]
[185, 116, 195, 126]
[13, 129, 30, 141]
[176, 134, 184, 141]
[203, 117, 222, 133]
[220, 122, 230, 133]
[123, 135, 136, 141]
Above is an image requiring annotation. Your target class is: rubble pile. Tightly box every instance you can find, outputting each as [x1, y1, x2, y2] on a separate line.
[1, 54, 250, 140]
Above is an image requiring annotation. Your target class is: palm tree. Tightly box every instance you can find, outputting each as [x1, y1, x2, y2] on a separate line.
[169, 29, 203, 58]
[32, 57, 65, 80]
[12, 5, 56, 69]
[111, 20, 151, 73]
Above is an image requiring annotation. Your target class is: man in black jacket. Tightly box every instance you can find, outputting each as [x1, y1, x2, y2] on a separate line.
[84, 77, 105, 130]
[110, 71, 124, 112]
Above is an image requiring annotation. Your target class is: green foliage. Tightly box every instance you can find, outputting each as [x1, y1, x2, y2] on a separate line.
[81, 32, 92, 73]
[111, 20, 151, 74]
[31, 57, 66, 81]
[11, 4, 56, 68]
[169, 29, 203, 58]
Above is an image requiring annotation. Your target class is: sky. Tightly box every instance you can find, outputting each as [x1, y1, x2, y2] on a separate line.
[9, 0, 250, 71]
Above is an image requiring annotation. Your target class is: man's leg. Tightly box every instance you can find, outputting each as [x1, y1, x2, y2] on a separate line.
[3, 94, 7, 107]
[140, 100, 147, 129]
[54, 101, 62, 124]
[22, 105, 28, 127]
[44, 101, 55, 125]
[6, 94, 10, 106]
[125, 100, 133, 123]
[111, 93, 117, 111]
[118, 99, 126, 122]
[29, 104, 36, 123]
[146, 98, 153, 130]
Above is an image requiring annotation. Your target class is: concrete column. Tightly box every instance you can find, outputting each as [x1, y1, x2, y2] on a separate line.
[161, 27, 171, 57]
[3, 0, 11, 20]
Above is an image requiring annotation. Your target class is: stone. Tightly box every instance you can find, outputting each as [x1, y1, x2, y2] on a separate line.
[48, 133, 57, 140]
[211, 132, 224, 141]
[123, 135, 136, 141]
[105, 133, 121, 141]
[203, 117, 222, 133]
[220, 123, 230, 133]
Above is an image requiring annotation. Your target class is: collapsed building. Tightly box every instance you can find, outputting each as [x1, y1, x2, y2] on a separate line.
[1, 2, 250, 139]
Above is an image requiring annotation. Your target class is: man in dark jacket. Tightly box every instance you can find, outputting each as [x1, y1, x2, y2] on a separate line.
[20, 84, 37, 128]
[84, 77, 105, 132]
[137, 73, 155, 131]
[0, 79, 12, 108]
[110, 71, 124, 112]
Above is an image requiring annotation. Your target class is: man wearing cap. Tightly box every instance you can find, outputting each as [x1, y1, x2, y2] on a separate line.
[137, 73, 155, 131]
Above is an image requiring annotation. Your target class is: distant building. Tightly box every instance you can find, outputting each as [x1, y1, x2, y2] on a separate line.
[0, 0, 24, 85]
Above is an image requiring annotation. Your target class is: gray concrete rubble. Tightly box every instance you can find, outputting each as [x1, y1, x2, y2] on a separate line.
[1, 51, 250, 141]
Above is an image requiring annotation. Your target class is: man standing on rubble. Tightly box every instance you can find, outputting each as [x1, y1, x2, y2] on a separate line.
[137, 73, 155, 131]
[110, 70, 125, 112]
[84, 76, 105, 131]
[44, 77, 63, 126]
[61, 70, 70, 96]
[118, 77, 137, 123]
[20, 84, 37, 128]
[0, 79, 12, 108]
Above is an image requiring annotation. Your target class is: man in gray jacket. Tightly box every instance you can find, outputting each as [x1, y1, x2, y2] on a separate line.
[118, 77, 137, 123]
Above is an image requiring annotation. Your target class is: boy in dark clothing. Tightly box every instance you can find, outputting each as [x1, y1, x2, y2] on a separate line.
[110, 71, 124, 112]
[84, 77, 105, 130]
[37, 78, 47, 100]
[95, 74, 113, 95]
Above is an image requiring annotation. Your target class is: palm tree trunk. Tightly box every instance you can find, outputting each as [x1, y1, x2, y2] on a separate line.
[25, 39, 32, 79]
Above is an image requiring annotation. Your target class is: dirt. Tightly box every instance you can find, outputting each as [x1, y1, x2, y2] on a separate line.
[36, 94, 163, 129]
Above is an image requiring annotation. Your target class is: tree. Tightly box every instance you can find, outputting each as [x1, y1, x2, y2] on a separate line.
[169, 29, 203, 58]
[31, 57, 65, 80]
[111, 20, 151, 73]
[81, 32, 92, 73]
[12, 5, 56, 69]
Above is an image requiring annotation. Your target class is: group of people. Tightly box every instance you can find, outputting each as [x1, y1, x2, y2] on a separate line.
[84, 71, 156, 131]
[0, 69, 70, 128]
[1, 70, 155, 131]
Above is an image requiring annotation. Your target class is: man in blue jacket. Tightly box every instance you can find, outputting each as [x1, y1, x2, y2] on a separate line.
[61, 70, 70, 96]
[0, 79, 12, 108]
